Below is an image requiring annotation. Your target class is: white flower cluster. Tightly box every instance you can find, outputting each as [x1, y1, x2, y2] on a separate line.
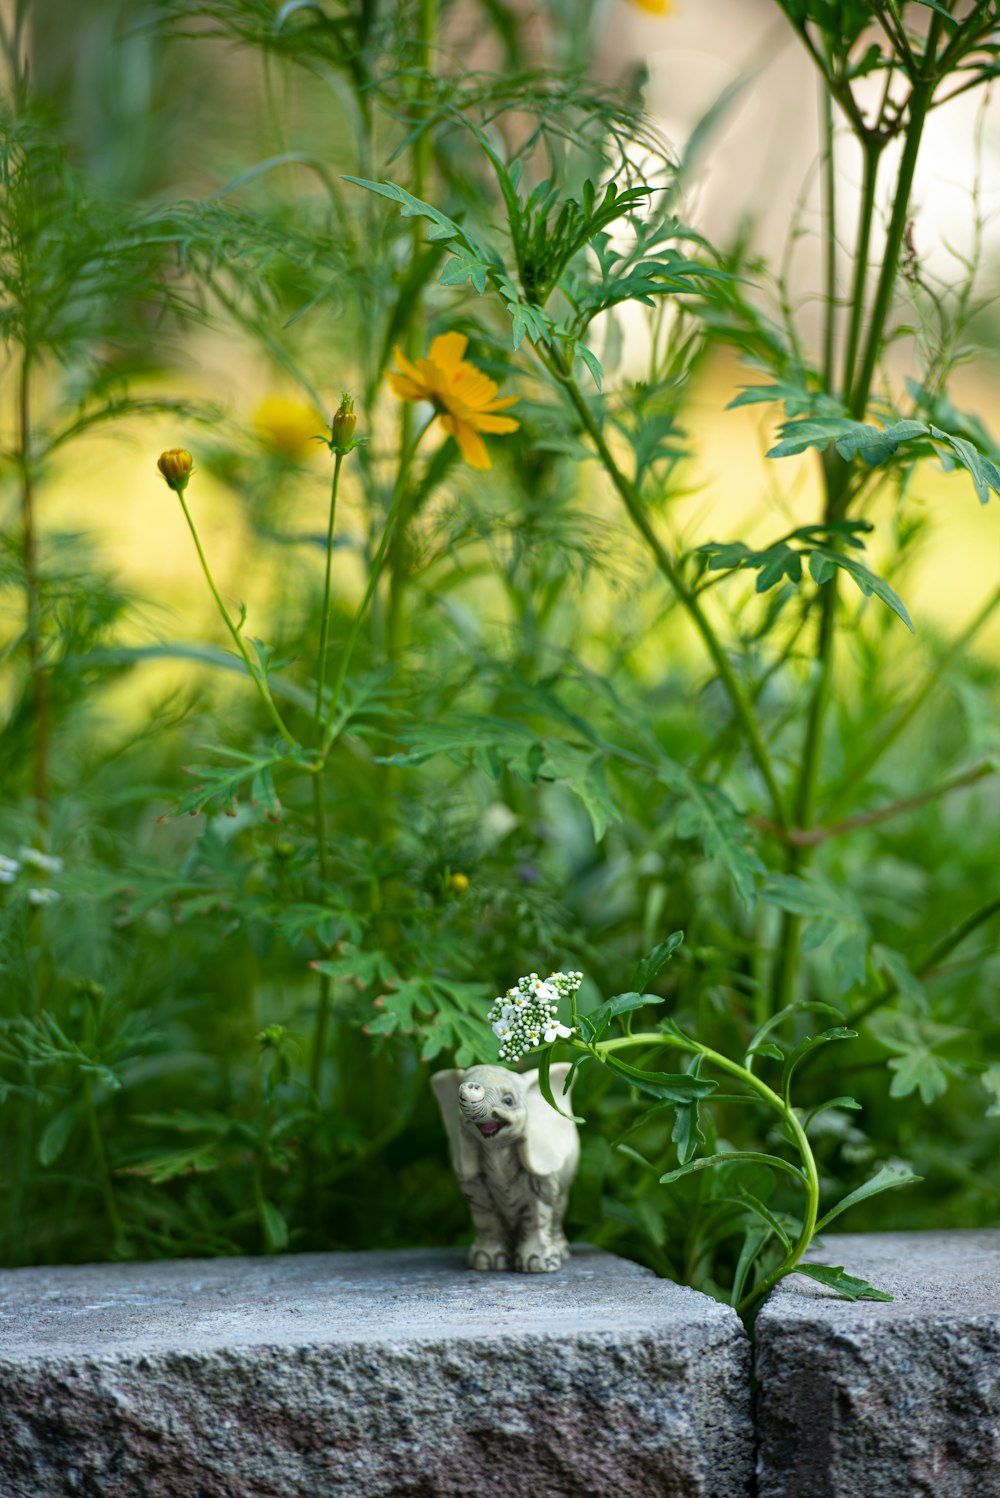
[0, 848, 63, 903]
[488, 971, 583, 1062]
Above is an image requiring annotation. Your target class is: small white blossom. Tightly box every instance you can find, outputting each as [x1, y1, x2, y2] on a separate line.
[19, 847, 63, 875]
[544, 1020, 574, 1043]
[486, 970, 583, 1061]
[27, 887, 60, 907]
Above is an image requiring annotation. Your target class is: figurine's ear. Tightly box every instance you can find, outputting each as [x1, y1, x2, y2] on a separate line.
[517, 1065, 580, 1177]
[430, 1068, 479, 1180]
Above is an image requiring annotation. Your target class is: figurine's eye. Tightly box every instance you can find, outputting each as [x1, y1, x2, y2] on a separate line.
[502, 1094, 514, 1106]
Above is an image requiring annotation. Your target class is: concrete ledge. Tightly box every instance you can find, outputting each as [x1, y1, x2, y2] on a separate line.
[0, 1246, 753, 1498]
[755, 1229, 1000, 1498]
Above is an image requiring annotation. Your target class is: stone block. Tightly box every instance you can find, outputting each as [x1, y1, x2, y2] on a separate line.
[755, 1229, 1000, 1498]
[0, 1245, 753, 1498]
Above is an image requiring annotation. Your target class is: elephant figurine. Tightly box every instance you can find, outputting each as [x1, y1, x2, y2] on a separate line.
[431, 1063, 579, 1273]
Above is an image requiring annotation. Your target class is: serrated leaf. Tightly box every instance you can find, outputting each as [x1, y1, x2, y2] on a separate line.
[810, 548, 914, 633]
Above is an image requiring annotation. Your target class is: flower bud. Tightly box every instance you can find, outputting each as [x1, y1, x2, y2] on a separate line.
[330, 392, 357, 453]
[157, 448, 194, 493]
[448, 871, 470, 894]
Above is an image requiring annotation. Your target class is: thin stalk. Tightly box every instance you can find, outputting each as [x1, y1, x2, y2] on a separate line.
[545, 349, 788, 828]
[840, 137, 882, 407]
[387, 0, 436, 660]
[819, 85, 837, 395]
[826, 579, 1000, 816]
[849, 81, 932, 420]
[176, 491, 296, 748]
[591, 1031, 820, 1316]
[19, 351, 48, 814]
[308, 452, 345, 1103]
[84, 1080, 125, 1247]
[315, 452, 344, 736]
[321, 421, 430, 757]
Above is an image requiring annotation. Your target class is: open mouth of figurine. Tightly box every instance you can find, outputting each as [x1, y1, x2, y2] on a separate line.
[477, 1121, 506, 1136]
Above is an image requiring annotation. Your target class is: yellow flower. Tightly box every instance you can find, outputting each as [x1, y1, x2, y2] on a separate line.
[157, 448, 193, 492]
[253, 396, 324, 460]
[626, 0, 676, 13]
[388, 332, 519, 471]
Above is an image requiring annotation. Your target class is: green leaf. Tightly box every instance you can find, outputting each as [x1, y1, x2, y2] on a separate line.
[657, 762, 763, 906]
[538, 1047, 585, 1123]
[660, 1150, 806, 1186]
[585, 990, 664, 1042]
[578, 344, 603, 392]
[833, 419, 928, 467]
[605, 1053, 717, 1104]
[631, 931, 684, 994]
[802, 1096, 861, 1130]
[744, 998, 844, 1067]
[260, 1199, 289, 1252]
[814, 1164, 921, 1234]
[671, 1054, 707, 1166]
[767, 416, 857, 458]
[929, 424, 1000, 506]
[731, 1224, 771, 1308]
[983, 1064, 1000, 1119]
[719, 1188, 793, 1251]
[781, 1027, 857, 1103]
[38, 1104, 79, 1166]
[792, 1263, 893, 1302]
[809, 548, 913, 633]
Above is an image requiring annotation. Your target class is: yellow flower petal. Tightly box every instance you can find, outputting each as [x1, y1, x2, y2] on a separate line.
[626, 0, 676, 13]
[441, 414, 491, 470]
[428, 331, 469, 375]
[473, 413, 520, 434]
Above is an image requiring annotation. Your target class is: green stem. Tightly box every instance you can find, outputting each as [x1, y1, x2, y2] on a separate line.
[849, 81, 932, 420]
[321, 421, 429, 757]
[546, 349, 788, 828]
[590, 1031, 819, 1315]
[840, 137, 882, 407]
[387, 0, 436, 661]
[176, 491, 296, 749]
[84, 1079, 125, 1248]
[315, 452, 344, 736]
[819, 85, 837, 395]
[19, 350, 49, 815]
[825, 578, 1000, 816]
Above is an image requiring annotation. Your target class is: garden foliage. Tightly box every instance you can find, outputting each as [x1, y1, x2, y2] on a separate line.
[1, 0, 999, 1313]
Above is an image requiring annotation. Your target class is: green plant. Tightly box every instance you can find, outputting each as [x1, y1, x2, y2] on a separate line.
[1, 0, 998, 1303]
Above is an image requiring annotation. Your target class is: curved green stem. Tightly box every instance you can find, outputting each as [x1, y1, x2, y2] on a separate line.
[588, 1030, 820, 1317]
[176, 491, 296, 749]
[544, 348, 788, 828]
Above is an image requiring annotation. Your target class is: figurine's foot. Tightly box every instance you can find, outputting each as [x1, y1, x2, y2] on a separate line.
[468, 1242, 511, 1272]
[513, 1238, 562, 1273]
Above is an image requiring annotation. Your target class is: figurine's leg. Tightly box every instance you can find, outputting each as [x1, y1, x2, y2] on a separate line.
[513, 1190, 562, 1274]
[461, 1180, 511, 1271]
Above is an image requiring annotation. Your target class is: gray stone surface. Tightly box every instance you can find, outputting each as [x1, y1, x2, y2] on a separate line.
[0, 1245, 753, 1498]
[756, 1229, 1000, 1498]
